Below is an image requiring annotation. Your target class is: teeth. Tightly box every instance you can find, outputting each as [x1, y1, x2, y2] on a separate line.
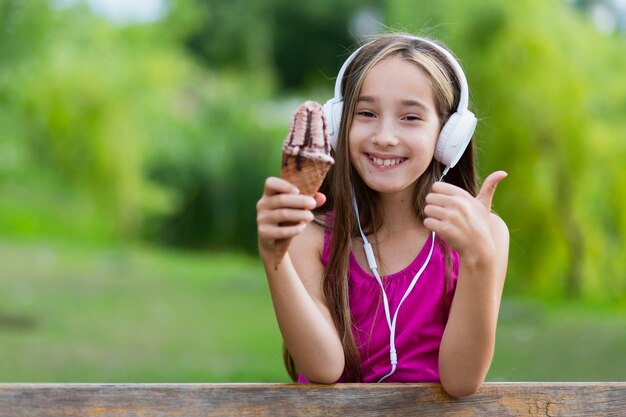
[371, 156, 403, 167]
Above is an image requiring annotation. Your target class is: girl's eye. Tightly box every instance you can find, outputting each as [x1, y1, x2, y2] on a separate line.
[403, 115, 422, 121]
[356, 110, 375, 118]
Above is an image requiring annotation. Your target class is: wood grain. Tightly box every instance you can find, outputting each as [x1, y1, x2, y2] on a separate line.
[1, 383, 625, 417]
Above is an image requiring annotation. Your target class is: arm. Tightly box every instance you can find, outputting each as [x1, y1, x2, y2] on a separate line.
[438, 213, 508, 397]
[424, 171, 510, 397]
[257, 177, 344, 383]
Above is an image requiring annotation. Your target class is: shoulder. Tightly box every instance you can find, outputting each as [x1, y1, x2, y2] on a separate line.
[291, 218, 326, 255]
[488, 212, 509, 246]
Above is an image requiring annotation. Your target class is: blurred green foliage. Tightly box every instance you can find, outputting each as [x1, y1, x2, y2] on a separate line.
[0, 0, 625, 301]
[173, 0, 377, 89]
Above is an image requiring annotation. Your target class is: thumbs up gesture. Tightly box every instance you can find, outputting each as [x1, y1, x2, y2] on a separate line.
[423, 171, 508, 263]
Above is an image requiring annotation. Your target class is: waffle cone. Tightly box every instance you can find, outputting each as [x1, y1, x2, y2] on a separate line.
[274, 155, 332, 269]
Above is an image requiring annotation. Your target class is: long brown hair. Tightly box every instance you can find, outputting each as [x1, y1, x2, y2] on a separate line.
[284, 34, 477, 382]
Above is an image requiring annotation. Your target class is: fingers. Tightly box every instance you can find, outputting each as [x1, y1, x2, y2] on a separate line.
[423, 199, 464, 236]
[313, 192, 327, 208]
[258, 222, 307, 241]
[422, 203, 449, 221]
[260, 177, 316, 210]
[257, 177, 321, 251]
[476, 171, 508, 210]
[264, 207, 314, 226]
[424, 180, 477, 238]
[263, 176, 301, 196]
[260, 192, 317, 211]
[425, 191, 456, 208]
[423, 216, 444, 234]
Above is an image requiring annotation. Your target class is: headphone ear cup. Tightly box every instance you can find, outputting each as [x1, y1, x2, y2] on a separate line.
[434, 111, 477, 168]
[323, 97, 343, 149]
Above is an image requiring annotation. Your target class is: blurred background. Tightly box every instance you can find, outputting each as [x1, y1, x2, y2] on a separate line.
[1, 0, 625, 382]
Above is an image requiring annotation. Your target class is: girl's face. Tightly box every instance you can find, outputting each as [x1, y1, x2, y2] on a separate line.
[349, 54, 442, 196]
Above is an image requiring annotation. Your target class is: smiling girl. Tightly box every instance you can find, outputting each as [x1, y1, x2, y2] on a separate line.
[256, 33, 509, 397]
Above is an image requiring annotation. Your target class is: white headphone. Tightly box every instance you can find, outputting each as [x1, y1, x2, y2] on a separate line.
[323, 35, 477, 170]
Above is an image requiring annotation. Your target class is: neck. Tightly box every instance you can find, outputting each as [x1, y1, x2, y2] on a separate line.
[377, 188, 423, 237]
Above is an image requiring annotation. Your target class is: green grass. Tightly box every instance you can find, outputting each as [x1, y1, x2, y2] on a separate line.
[490, 297, 626, 381]
[0, 238, 624, 382]
[0, 239, 286, 382]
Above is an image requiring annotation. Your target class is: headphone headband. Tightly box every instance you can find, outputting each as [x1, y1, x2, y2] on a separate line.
[333, 35, 469, 112]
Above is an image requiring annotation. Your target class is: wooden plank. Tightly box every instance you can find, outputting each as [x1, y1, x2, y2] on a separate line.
[0, 383, 625, 417]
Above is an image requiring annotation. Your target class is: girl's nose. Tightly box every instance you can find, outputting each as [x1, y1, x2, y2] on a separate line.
[372, 118, 399, 147]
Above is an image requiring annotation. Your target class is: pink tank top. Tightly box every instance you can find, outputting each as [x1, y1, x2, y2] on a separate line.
[299, 221, 459, 383]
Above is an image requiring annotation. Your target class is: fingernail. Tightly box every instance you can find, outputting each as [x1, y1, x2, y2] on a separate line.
[293, 187, 300, 194]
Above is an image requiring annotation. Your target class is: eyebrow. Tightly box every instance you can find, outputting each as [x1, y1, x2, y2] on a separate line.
[400, 99, 429, 110]
[357, 95, 376, 103]
[357, 95, 430, 111]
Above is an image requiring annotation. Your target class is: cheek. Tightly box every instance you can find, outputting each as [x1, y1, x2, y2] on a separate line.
[347, 126, 365, 156]
[348, 122, 368, 141]
[425, 125, 442, 151]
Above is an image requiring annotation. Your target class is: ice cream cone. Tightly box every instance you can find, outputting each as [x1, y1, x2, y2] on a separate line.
[273, 155, 332, 269]
[273, 101, 334, 269]
[282, 154, 333, 196]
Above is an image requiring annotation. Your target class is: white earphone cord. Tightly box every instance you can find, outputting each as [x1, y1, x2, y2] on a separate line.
[352, 170, 448, 383]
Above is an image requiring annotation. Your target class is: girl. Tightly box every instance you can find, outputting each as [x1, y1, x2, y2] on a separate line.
[256, 33, 509, 397]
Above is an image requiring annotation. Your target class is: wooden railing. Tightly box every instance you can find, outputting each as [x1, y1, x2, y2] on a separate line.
[1, 382, 625, 416]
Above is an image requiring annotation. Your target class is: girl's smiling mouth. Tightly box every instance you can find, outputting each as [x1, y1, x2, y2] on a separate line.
[366, 153, 408, 168]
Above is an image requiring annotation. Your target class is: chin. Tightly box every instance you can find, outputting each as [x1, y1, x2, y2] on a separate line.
[365, 182, 414, 195]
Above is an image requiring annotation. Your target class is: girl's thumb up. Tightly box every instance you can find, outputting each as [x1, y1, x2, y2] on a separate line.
[476, 171, 508, 211]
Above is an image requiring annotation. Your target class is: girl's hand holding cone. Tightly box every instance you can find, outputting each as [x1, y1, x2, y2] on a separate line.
[256, 101, 334, 269]
[256, 177, 326, 268]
